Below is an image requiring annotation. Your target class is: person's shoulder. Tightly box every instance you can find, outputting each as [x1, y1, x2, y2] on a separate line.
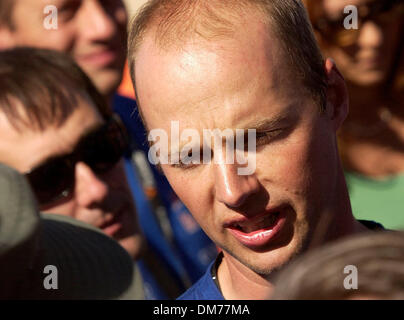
[113, 94, 137, 109]
[112, 94, 147, 149]
[177, 272, 219, 300]
[177, 259, 223, 300]
[112, 94, 141, 124]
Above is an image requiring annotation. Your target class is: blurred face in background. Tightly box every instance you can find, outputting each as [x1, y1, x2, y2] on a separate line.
[312, 0, 404, 86]
[0, 0, 128, 97]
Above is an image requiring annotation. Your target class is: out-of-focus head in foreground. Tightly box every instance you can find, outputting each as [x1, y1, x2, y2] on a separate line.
[0, 163, 143, 300]
[271, 230, 404, 300]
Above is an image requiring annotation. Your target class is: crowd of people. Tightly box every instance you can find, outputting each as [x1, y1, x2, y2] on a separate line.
[0, 0, 403, 300]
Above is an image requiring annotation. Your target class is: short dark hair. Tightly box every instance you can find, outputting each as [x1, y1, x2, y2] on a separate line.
[0, 48, 111, 132]
[0, 0, 15, 29]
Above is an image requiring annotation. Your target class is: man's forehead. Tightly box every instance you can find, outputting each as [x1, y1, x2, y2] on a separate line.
[11, 0, 67, 23]
[0, 99, 103, 172]
[136, 15, 276, 62]
[135, 22, 291, 128]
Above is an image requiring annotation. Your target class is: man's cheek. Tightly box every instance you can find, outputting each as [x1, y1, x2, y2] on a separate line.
[258, 145, 309, 187]
[41, 199, 76, 217]
[165, 173, 196, 207]
[168, 177, 210, 224]
[281, 157, 316, 204]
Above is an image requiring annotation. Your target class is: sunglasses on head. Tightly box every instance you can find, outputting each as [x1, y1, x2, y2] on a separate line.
[314, 0, 404, 47]
[25, 115, 129, 207]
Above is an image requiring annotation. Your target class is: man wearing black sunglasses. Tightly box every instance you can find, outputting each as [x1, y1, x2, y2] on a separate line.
[0, 0, 217, 299]
[0, 48, 143, 262]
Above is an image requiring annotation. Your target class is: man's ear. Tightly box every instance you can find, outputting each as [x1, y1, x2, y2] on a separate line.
[324, 58, 349, 131]
[0, 25, 16, 49]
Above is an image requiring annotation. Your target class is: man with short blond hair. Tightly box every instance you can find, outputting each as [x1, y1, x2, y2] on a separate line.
[128, 0, 383, 299]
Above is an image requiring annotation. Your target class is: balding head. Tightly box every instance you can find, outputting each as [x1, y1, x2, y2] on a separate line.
[128, 0, 327, 110]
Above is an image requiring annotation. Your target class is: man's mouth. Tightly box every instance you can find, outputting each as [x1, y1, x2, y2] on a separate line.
[76, 47, 121, 67]
[232, 212, 280, 233]
[100, 210, 124, 237]
[226, 210, 286, 248]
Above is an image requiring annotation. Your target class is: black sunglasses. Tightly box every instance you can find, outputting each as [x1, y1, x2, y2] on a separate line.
[25, 115, 129, 206]
[314, 0, 404, 47]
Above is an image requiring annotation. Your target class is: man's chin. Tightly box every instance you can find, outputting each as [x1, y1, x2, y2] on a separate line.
[220, 227, 306, 277]
[118, 234, 145, 260]
[219, 216, 304, 276]
[223, 243, 301, 277]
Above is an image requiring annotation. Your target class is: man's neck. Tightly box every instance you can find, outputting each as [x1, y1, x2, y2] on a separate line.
[217, 252, 276, 300]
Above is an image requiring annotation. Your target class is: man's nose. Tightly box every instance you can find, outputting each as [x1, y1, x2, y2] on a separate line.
[75, 162, 109, 208]
[214, 162, 260, 208]
[79, 1, 118, 41]
[357, 20, 384, 49]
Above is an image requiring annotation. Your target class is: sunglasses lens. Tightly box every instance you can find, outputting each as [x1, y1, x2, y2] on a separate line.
[80, 118, 128, 174]
[25, 117, 128, 206]
[379, 1, 404, 21]
[26, 158, 74, 206]
[316, 0, 404, 47]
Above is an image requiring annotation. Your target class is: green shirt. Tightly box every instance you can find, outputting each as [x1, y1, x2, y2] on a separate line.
[345, 171, 404, 230]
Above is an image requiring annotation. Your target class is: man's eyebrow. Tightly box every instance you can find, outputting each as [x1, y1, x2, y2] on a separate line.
[176, 116, 292, 151]
[148, 116, 293, 149]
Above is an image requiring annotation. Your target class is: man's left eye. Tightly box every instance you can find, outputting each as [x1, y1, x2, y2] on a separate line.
[255, 130, 283, 147]
[171, 158, 200, 170]
[170, 150, 202, 170]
